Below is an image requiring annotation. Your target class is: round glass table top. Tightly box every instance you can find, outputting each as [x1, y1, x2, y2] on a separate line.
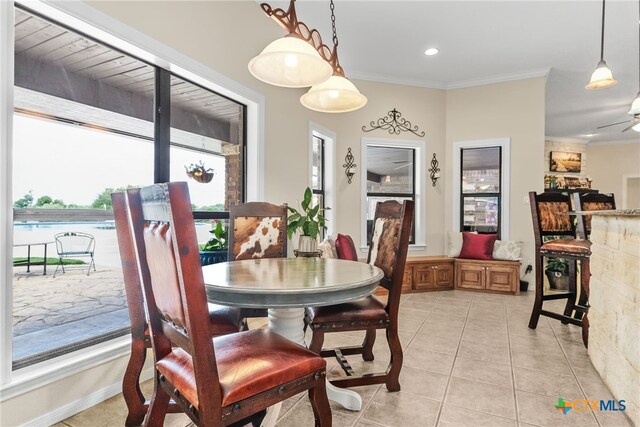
[203, 258, 383, 308]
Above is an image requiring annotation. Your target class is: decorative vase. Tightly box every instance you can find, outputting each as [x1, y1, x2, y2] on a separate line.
[298, 235, 318, 253]
[199, 250, 228, 266]
[545, 270, 569, 290]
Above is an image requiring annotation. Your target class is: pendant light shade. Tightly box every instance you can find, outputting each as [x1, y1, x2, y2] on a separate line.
[300, 75, 368, 113]
[248, 36, 333, 88]
[586, 0, 617, 90]
[633, 122, 640, 132]
[629, 92, 640, 115]
[586, 59, 618, 90]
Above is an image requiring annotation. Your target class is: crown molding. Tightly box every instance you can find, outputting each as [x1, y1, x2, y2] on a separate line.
[588, 138, 640, 146]
[349, 67, 551, 91]
[545, 136, 589, 145]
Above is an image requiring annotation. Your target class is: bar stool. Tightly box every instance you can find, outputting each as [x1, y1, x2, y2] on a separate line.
[528, 191, 591, 347]
[573, 192, 616, 239]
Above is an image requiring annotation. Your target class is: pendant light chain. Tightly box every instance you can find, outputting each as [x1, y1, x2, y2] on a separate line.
[330, 0, 339, 47]
[599, 0, 606, 60]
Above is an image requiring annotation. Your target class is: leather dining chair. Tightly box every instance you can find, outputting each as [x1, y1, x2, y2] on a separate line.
[528, 191, 591, 347]
[112, 192, 245, 426]
[125, 182, 331, 426]
[228, 202, 288, 320]
[305, 200, 414, 392]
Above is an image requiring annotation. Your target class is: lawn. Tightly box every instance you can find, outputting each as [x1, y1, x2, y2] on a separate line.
[13, 257, 85, 265]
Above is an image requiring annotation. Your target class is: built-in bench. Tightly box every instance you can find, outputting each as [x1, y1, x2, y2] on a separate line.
[388, 256, 520, 295]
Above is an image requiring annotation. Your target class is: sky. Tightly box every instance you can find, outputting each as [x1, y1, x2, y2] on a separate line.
[13, 114, 226, 208]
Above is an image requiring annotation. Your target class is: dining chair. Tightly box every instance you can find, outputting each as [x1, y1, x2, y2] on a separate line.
[528, 191, 591, 347]
[112, 191, 246, 426]
[305, 200, 414, 392]
[228, 202, 288, 320]
[573, 192, 616, 239]
[125, 182, 331, 426]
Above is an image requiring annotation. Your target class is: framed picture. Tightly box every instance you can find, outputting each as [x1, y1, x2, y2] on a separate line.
[550, 151, 582, 173]
[563, 176, 581, 188]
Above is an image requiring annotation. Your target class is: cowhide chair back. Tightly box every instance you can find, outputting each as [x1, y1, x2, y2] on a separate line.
[228, 202, 287, 261]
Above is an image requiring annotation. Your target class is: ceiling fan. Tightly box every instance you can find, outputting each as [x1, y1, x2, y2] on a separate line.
[596, 113, 640, 133]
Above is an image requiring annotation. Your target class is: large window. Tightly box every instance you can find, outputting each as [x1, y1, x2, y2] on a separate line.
[460, 147, 502, 235]
[311, 135, 325, 238]
[453, 138, 510, 240]
[362, 139, 425, 248]
[10, 6, 245, 369]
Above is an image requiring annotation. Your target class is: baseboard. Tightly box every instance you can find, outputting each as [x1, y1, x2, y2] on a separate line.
[22, 367, 153, 427]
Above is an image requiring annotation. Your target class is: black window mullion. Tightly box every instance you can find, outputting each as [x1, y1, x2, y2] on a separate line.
[154, 68, 171, 183]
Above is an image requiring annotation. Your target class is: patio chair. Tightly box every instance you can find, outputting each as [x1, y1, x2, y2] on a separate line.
[112, 191, 245, 426]
[53, 232, 96, 277]
[125, 182, 331, 426]
[305, 200, 414, 392]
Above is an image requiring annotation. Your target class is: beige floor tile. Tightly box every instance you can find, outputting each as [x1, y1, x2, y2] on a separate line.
[469, 305, 507, 319]
[457, 340, 511, 364]
[403, 347, 455, 375]
[275, 397, 357, 427]
[467, 312, 508, 325]
[409, 332, 460, 355]
[516, 390, 598, 426]
[511, 349, 571, 374]
[436, 298, 471, 309]
[162, 413, 193, 427]
[278, 392, 306, 420]
[353, 419, 386, 427]
[461, 326, 509, 346]
[594, 409, 634, 427]
[451, 357, 513, 388]
[406, 293, 442, 304]
[423, 312, 467, 327]
[398, 365, 449, 401]
[444, 377, 516, 419]
[63, 394, 128, 427]
[438, 404, 517, 426]
[397, 308, 430, 333]
[513, 366, 583, 399]
[466, 318, 509, 333]
[509, 332, 561, 351]
[329, 385, 380, 417]
[362, 390, 440, 427]
[416, 322, 464, 339]
[508, 322, 555, 339]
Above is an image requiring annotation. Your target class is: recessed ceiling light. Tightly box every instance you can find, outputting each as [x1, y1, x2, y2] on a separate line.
[584, 133, 595, 137]
[424, 48, 439, 56]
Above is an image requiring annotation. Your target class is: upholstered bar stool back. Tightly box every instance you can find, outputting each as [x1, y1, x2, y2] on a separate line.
[573, 192, 616, 239]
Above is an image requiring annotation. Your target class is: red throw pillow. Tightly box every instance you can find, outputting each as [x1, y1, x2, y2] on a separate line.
[458, 232, 497, 260]
[335, 233, 358, 261]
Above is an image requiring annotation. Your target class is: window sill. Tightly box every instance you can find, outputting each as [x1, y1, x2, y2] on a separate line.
[359, 244, 426, 252]
[0, 335, 130, 402]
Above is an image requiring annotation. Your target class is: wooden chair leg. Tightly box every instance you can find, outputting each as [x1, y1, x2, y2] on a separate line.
[144, 377, 170, 427]
[309, 329, 325, 355]
[362, 329, 376, 361]
[580, 258, 591, 348]
[123, 339, 148, 426]
[308, 377, 332, 427]
[562, 260, 578, 324]
[528, 257, 544, 329]
[385, 327, 402, 392]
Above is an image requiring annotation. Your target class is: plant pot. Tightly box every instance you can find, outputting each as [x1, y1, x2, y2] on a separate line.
[519, 280, 529, 292]
[199, 250, 228, 266]
[545, 270, 569, 290]
[187, 171, 214, 183]
[297, 235, 318, 254]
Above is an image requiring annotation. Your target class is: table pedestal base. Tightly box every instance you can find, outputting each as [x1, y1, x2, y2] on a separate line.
[262, 308, 362, 426]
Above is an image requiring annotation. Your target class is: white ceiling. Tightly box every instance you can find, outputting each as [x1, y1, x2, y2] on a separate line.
[271, 0, 640, 143]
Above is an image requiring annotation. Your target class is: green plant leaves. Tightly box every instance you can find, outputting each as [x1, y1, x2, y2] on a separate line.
[286, 187, 328, 240]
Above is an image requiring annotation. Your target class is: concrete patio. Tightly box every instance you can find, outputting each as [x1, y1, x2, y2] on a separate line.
[12, 265, 129, 362]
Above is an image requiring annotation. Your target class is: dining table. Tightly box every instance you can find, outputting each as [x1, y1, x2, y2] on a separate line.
[202, 257, 383, 426]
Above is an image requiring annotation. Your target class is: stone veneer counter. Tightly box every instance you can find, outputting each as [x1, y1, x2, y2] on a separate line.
[587, 210, 639, 426]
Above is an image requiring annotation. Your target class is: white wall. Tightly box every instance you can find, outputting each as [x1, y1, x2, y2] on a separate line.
[444, 78, 547, 275]
[587, 141, 640, 208]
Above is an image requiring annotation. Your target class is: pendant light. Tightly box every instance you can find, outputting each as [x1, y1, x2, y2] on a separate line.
[300, 0, 367, 113]
[628, 0, 640, 115]
[248, 1, 332, 88]
[586, 0, 618, 90]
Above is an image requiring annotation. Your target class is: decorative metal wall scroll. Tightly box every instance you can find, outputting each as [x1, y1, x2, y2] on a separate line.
[428, 153, 441, 186]
[343, 147, 356, 184]
[362, 108, 426, 137]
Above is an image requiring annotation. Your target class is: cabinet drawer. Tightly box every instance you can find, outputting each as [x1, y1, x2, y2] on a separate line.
[413, 265, 435, 290]
[456, 264, 485, 290]
[486, 265, 518, 293]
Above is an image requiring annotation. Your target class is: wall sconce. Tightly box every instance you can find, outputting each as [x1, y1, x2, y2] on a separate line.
[428, 153, 440, 186]
[343, 147, 356, 184]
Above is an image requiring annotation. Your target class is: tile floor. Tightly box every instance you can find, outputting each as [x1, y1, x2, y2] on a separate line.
[56, 290, 633, 427]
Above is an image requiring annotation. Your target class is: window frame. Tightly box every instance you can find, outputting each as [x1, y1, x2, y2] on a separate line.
[1, 0, 264, 391]
[308, 122, 336, 238]
[452, 138, 511, 240]
[360, 137, 426, 252]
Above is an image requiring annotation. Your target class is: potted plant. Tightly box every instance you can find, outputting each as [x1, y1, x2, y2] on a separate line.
[199, 220, 228, 266]
[544, 174, 559, 190]
[185, 160, 214, 184]
[287, 187, 329, 254]
[545, 257, 569, 290]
